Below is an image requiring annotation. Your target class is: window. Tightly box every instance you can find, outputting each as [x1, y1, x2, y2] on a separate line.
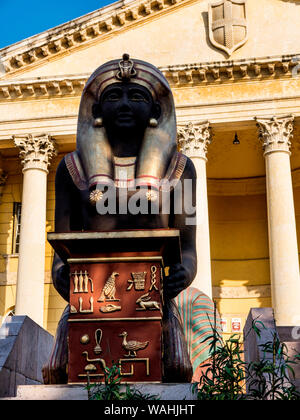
[12, 202, 21, 254]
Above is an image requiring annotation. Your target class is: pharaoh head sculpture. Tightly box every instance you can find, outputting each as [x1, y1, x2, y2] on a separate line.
[76, 54, 177, 195]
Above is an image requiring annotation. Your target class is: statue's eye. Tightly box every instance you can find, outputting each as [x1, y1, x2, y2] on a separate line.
[104, 91, 121, 101]
[130, 92, 149, 102]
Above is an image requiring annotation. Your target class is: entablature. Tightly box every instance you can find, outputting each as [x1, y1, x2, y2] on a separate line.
[0, 54, 299, 102]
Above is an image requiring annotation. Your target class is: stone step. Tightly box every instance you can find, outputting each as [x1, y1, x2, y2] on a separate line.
[284, 341, 300, 354]
[0, 316, 53, 399]
[291, 379, 300, 391]
[276, 328, 300, 380]
[1, 383, 197, 400]
[284, 342, 300, 379]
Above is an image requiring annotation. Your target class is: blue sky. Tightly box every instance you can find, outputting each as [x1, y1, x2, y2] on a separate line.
[0, 0, 114, 49]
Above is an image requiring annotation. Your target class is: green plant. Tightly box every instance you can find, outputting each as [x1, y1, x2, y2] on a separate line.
[195, 332, 246, 400]
[193, 308, 300, 400]
[246, 330, 300, 400]
[86, 363, 159, 400]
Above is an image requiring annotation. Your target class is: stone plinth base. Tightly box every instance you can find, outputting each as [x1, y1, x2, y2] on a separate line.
[2, 383, 197, 400]
[0, 316, 53, 398]
[244, 308, 300, 392]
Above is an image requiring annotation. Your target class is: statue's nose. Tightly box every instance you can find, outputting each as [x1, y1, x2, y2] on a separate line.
[118, 93, 131, 110]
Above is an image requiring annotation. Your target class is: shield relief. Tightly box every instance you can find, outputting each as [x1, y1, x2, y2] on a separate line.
[208, 0, 248, 57]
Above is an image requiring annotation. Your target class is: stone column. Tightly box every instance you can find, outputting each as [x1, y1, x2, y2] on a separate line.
[13, 134, 56, 327]
[255, 115, 300, 326]
[178, 121, 212, 298]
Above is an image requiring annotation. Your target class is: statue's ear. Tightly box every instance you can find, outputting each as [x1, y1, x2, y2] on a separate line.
[152, 102, 161, 121]
[92, 102, 101, 119]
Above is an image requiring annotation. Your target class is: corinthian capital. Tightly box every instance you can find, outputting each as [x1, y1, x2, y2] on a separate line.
[14, 133, 57, 172]
[255, 115, 294, 155]
[177, 121, 211, 160]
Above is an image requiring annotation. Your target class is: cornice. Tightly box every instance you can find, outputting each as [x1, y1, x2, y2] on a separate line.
[0, 0, 187, 77]
[0, 74, 89, 101]
[0, 54, 299, 102]
[161, 54, 300, 87]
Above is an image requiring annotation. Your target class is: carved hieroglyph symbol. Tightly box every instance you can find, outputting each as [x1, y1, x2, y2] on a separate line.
[149, 266, 158, 292]
[80, 351, 107, 378]
[208, 0, 248, 57]
[136, 293, 161, 311]
[98, 272, 120, 302]
[127, 272, 147, 291]
[79, 297, 94, 313]
[70, 297, 94, 314]
[119, 331, 149, 358]
[100, 304, 121, 313]
[94, 329, 103, 354]
[80, 334, 90, 345]
[71, 270, 94, 294]
[119, 358, 150, 377]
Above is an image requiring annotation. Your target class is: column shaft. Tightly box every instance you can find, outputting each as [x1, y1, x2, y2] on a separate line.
[193, 157, 212, 297]
[14, 134, 56, 327]
[15, 168, 47, 326]
[265, 152, 300, 325]
[256, 115, 300, 326]
[178, 121, 212, 298]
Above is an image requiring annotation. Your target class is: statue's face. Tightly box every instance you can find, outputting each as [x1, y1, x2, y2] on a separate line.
[96, 82, 158, 132]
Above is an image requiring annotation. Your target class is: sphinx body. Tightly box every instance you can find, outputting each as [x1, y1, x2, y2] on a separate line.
[44, 55, 198, 384]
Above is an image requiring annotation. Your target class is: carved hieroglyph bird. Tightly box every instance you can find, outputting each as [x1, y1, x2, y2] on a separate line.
[98, 272, 119, 302]
[119, 331, 149, 357]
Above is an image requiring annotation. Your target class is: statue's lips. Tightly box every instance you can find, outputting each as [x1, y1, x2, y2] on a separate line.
[116, 113, 135, 122]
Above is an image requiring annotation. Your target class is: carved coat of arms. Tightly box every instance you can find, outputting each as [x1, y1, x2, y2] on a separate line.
[208, 0, 248, 57]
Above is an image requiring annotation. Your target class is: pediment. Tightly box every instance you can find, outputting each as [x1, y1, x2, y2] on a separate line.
[0, 0, 197, 80]
[1, 0, 300, 82]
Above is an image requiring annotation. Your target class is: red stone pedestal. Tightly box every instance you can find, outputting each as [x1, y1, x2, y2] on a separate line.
[48, 230, 181, 384]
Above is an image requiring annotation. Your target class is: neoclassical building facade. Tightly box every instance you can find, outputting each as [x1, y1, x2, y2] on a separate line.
[1, 0, 300, 338]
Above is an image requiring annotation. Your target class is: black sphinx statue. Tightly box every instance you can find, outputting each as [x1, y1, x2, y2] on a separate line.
[43, 55, 218, 385]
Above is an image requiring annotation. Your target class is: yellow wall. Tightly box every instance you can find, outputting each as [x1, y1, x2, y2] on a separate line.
[0, 158, 21, 324]
[2, 153, 300, 341]
[0, 160, 273, 339]
[3, 150, 299, 339]
[0, 126, 298, 339]
[209, 193, 271, 338]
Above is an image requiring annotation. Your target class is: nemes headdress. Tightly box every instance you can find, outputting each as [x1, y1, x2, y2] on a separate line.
[76, 54, 177, 193]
